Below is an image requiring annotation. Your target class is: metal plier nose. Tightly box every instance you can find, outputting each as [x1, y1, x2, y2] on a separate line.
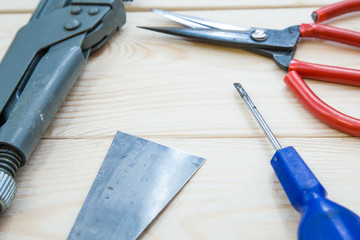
[0, 0, 126, 213]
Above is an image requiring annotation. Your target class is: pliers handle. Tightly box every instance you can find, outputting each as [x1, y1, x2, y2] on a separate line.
[284, 0, 360, 136]
[312, 0, 360, 23]
[285, 69, 360, 137]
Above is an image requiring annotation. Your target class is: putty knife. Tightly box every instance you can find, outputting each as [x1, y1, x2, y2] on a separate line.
[67, 131, 205, 240]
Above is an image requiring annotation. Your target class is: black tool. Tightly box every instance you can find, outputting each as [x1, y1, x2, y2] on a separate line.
[0, 0, 126, 213]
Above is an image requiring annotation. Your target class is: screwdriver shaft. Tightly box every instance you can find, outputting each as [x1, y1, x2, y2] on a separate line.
[234, 83, 282, 151]
[234, 83, 360, 239]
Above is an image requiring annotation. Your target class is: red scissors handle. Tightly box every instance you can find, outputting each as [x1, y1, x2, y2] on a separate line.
[289, 59, 360, 87]
[284, 1, 360, 136]
[300, 23, 360, 48]
[300, 1, 360, 48]
[312, 0, 360, 23]
[284, 69, 360, 137]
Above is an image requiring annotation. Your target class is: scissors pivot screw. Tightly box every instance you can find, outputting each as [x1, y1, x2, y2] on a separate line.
[251, 29, 268, 41]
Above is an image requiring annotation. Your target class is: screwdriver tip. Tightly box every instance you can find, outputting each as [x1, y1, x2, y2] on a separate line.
[233, 82, 242, 88]
[233, 82, 247, 98]
[234, 82, 282, 150]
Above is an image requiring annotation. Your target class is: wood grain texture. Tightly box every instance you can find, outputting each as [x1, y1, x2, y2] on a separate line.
[32, 10, 360, 138]
[1, 0, 340, 12]
[0, 4, 360, 240]
[1, 137, 359, 240]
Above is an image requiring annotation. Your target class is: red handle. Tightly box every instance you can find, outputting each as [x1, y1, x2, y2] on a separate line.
[300, 23, 360, 48]
[312, 0, 360, 23]
[284, 71, 360, 137]
[289, 59, 360, 86]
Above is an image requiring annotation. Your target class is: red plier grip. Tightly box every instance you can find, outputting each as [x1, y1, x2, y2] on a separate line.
[289, 59, 360, 87]
[300, 23, 360, 48]
[284, 70, 360, 137]
[312, 0, 360, 23]
[287, 1, 360, 136]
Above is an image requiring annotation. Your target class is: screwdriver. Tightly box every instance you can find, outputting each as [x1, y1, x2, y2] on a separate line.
[234, 83, 360, 239]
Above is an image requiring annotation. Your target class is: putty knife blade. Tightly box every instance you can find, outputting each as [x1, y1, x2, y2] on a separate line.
[67, 131, 205, 240]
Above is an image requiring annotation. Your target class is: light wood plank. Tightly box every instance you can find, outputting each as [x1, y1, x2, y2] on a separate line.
[1, 1, 38, 13]
[17, 9, 360, 138]
[0, 137, 359, 239]
[0, 4, 359, 240]
[123, 0, 339, 11]
[1, 0, 340, 12]
[0, 10, 359, 139]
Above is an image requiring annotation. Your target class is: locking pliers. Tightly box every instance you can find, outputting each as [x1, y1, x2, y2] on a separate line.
[0, 0, 126, 213]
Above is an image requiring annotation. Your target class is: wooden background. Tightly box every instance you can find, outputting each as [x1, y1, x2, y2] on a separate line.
[1, 0, 360, 239]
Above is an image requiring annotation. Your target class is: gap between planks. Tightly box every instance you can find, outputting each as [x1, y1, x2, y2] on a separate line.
[39, 135, 357, 140]
[0, 6, 327, 14]
[0, 3, 334, 14]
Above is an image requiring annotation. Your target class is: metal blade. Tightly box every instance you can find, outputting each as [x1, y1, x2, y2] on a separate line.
[138, 26, 299, 52]
[67, 131, 205, 240]
[152, 9, 246, 30]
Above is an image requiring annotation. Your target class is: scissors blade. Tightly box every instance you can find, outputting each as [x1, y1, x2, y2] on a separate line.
[152, 9, 247, 31]
[139, 26, 248, 43]
[138, 27, 298, 51]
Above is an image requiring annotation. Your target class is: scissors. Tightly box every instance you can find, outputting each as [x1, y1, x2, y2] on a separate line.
[140, 0, 360, 137]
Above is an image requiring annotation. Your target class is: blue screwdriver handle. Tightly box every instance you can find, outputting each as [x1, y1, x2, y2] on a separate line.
[271, 146, 360, 240]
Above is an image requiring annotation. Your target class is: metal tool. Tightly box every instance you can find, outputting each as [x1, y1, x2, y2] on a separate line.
[140, 1, 360, 137]
[67, 131, 205, 240]
[0, 0, 126, 213]
[234, 82, 360, 240]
